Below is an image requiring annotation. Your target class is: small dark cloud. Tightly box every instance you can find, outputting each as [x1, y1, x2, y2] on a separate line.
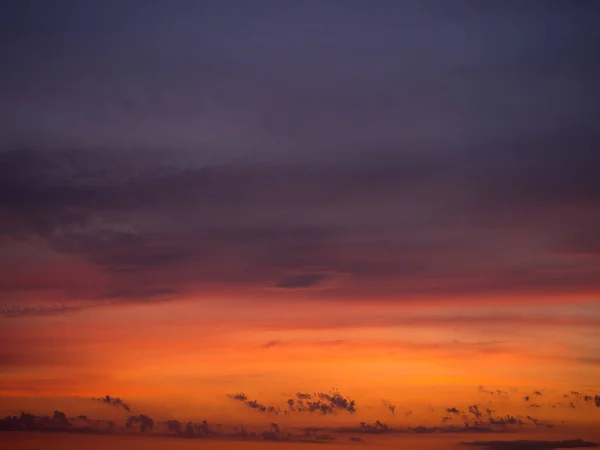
[527, 416, 540, 426]
[271, 273, 333, 290]
[488, 415, 524, 427]
[462, 439, 598, 450]
[381, 399, 396, 416]
[475, 387, 508, 400]
[96, 287, 183, 302]
[92, 395, 131, 412]
[227, 393, 281, 415]
[229, 393, 248, 402]
[468, 405, 483, 419]
[358, 421, 389, 433]
[261, 340, 282, 349]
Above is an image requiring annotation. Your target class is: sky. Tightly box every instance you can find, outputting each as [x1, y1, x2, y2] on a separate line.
[1, 0, 600, 444]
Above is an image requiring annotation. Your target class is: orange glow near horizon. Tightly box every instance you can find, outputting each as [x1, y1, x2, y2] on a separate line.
[2, 297, 600, 430]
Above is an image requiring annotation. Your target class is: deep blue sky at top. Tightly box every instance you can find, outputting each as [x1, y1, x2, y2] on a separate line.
[1, 0, 598, 162]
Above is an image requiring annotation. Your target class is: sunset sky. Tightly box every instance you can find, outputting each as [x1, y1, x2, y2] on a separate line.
[1, 0, 600, 441]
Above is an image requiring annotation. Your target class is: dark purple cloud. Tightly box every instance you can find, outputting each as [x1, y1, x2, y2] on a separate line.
[1, 141, 599, 313]
[0, 1, 599, 312]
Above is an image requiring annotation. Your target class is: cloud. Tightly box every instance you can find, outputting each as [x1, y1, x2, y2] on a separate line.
[228, 389, 356, 416]
[0, 391, 584, 445]
[227, 393, 281, 415]
[261, 340, 282, 349]
[270, 272, 345, 290]
[462, 440, 598, 450]
[0, 111, 600, 322]
[254, 315, 600, 334]
[1, 0, 600, 319]
[1, 303, 85, 318]
[285, 391, 356, 415]
[488, 416, 523, 427]
[381, 399, 396, 415]
[0, 411, 74, 432]
[272, 273, 330, 289]
[126, 414, 154, 432]
[92, 395, 131, 412]
[229, 393, 248, 402]
[468, 405, 483, 419]
[1, 137, 599, 314]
